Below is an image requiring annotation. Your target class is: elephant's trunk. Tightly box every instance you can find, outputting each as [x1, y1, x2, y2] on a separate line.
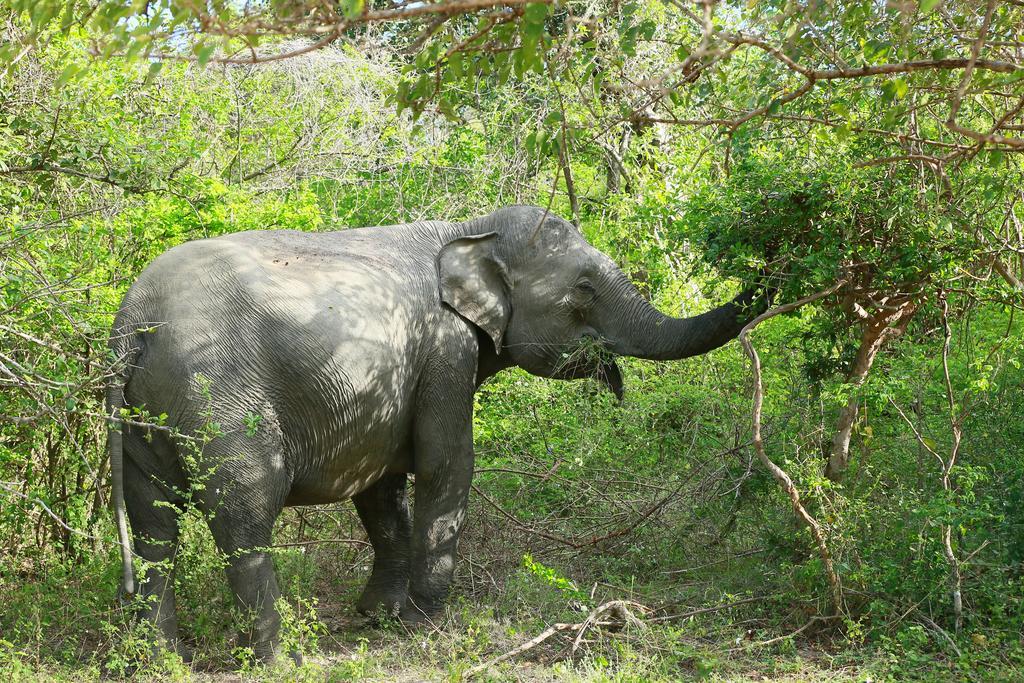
[602, 271, 762, 361]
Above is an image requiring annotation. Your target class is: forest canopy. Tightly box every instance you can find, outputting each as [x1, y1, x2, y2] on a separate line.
[1, 1, 1023, 680]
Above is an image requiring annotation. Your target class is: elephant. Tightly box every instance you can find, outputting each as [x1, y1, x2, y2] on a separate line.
[106, 205, 763, 662]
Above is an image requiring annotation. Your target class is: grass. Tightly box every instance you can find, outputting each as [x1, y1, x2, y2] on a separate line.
[3, 524, 1022, 682]
[0, 604, 998, 682]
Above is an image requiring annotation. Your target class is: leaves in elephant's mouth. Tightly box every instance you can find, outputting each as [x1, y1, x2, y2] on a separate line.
[555, 336, 618, 377]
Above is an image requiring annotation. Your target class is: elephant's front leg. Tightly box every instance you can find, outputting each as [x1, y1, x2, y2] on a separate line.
[353, 473, 412, 617]
[402, 389, 474, 624]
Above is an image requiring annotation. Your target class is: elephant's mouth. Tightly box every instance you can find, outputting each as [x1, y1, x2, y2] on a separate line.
[554, 336, 624, 401]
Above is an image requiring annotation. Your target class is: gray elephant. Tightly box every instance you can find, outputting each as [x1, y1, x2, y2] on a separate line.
[107, 205, 761, 662]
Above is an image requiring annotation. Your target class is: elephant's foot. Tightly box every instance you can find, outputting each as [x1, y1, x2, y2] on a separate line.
[170, 638, 194, 664]
[356, 583, 407, 619]
[240, 639, 304, 668]
[398, 594, 444, 628]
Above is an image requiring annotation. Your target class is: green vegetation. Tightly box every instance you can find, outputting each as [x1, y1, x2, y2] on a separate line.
[2, 1, 1023, 680]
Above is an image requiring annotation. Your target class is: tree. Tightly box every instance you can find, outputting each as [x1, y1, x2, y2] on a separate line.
[4, 0, 1023, 646]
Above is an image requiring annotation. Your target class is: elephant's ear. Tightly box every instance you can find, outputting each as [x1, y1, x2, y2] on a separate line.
[437, 233, 512, 354]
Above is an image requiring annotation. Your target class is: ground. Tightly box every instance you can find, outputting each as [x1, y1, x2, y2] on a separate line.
[3, 506, 1019, 682]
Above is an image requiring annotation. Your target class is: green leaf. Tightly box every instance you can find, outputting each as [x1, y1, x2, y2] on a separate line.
[437, 99, 458, 122]
[195, 43, 216, 67]
[523, 2, 548, 24]
[143, 60, 163, 86]
[55, 63, 81, 88]
[919, 0, 942, 13]
[620, 26, 639, 56]
[638, 20, 657, 41]
[513, 49, 526, 78]
[340, 0, 365, 20]
[881, 78, 908, 102]
[448, 50, 463, 79]
[522, 18, 545, 42]
[830, 101, 850, 119]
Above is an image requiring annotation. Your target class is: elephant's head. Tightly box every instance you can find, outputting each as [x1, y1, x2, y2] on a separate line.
[438, 206, 761, 398]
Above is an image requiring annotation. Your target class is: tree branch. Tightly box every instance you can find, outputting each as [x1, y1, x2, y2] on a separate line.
[738, 282, 848, 615]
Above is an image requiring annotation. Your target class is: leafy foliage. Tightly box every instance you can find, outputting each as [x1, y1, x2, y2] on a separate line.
[1, 4, 1024, 681]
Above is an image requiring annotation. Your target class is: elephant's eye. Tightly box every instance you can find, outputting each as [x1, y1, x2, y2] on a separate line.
[571, 280, 597, 308]
[575, 280, 596, 294]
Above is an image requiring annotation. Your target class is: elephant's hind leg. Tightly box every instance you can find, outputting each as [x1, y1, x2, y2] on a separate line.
[353, 473, 412, 617]
[196, 431, 291, 664]
[204, 494, 286, 663]
[122, 430, 186, 653]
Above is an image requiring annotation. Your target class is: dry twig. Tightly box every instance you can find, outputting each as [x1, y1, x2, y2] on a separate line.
[464, 600, 649, 679]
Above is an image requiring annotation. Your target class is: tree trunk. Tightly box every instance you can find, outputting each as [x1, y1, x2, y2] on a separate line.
[557, 132, 580, 226]
[602, 128, 632, 194]
[824, 300, 917, 482]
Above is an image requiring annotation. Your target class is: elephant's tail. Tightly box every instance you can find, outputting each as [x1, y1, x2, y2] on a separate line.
[107, 326, 140, 600]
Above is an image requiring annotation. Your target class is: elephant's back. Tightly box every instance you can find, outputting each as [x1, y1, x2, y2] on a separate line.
[112, 226, 442, 454]
[122, 226, 429, 327]
[130, 224, 445, 308]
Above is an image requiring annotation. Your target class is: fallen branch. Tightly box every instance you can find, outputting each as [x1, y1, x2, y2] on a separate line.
[571, 601, 646, 655]
[464, 600, 648, 678]
[916, 612, 963, 658]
